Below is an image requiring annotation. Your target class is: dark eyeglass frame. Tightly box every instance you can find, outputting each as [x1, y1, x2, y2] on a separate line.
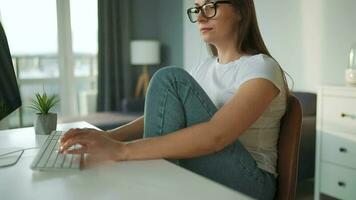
[187, 1, 232, 23]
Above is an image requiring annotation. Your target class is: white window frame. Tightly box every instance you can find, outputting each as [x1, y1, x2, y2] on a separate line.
[57, 0, 77, 117]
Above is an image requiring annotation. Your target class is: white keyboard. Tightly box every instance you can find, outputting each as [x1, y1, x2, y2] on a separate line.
[31, 131, 82, 171]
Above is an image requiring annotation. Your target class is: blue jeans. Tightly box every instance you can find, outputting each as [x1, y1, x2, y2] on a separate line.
[143, 67, 276, 200]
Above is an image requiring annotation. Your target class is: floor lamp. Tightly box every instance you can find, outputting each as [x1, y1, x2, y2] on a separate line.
[130, 40, 160, 97]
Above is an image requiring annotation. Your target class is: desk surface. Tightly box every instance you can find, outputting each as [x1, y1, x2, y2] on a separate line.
[0, 122, 251, 200]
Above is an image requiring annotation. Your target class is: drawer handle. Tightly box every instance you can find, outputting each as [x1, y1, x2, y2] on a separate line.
[340, 113, 356, 119]
[338, 181, 346, 187]
[339, 147, 348, 153]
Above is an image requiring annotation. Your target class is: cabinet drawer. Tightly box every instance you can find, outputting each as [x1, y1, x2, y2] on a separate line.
[320, 96, 356, 134]
[320, 162, 356, 200]
[322, 133, 356, 169]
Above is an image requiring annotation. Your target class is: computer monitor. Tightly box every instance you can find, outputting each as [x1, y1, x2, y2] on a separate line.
[0, 22, 21, 121]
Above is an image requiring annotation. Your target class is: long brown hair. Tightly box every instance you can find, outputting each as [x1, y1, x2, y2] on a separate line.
[208, 0, 291, 96]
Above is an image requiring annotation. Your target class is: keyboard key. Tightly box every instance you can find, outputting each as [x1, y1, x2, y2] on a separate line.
[71, 154, 82, 169]
[62, 154, 73, 168]
[54, 153, 66, 168]
[45, 143, 60, 168]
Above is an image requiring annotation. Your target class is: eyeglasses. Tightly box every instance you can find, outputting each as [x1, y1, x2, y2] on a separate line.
[187, 1, 232, 23]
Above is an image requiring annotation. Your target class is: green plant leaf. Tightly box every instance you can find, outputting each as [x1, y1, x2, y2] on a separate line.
[28, 92, 60, 114]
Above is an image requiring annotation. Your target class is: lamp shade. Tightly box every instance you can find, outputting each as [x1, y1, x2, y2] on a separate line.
[130, 40, 160, 65]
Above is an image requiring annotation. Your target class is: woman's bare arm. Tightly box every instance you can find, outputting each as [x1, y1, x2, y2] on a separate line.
[107, 116, 144, 141]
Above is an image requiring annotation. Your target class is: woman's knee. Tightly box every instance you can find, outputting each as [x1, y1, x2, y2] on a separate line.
[151, 66, 190, 83]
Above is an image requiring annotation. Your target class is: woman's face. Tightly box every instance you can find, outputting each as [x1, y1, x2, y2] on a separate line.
[194, 0, 240, 46]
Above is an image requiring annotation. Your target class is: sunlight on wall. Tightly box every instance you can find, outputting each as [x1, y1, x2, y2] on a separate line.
[300, 0, 323, 91]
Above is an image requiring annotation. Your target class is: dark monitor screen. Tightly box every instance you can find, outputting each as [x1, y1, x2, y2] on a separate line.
[0, 22, 21, 121]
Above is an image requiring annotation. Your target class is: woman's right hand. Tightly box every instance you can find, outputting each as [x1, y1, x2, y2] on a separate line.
[59, 128, 128, 162]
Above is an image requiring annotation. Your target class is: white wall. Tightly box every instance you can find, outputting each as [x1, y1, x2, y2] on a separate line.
[183, 0, 208, 71]
[183, 0, 356, 92]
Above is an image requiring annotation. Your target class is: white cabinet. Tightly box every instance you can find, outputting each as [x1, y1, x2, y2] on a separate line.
[315, 87, 356, 200]
[315, 86, 356, 200]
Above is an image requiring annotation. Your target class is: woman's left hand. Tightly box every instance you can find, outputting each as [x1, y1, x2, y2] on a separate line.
[59, 128, 128, 162]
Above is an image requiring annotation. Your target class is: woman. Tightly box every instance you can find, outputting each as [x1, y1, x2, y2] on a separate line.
[60, 0, 288, 199]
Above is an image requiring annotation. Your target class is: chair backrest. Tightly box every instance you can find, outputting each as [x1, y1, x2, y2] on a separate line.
[275, 95, 303, 200]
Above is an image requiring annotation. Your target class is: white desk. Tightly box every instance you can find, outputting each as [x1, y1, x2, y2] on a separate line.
[0, 121, 251, 200]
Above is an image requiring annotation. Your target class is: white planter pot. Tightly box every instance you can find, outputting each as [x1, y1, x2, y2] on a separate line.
[34, 113, 57, 135]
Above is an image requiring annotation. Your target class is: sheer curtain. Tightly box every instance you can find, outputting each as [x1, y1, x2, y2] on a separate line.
[97, 0, 132, 111]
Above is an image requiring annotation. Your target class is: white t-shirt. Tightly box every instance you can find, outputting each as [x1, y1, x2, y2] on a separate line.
[186, 54, 287, 176]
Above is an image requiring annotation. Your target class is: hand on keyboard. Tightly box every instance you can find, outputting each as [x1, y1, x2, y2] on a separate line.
[31, 131, 82, 171]
[59, 128, 128, 162]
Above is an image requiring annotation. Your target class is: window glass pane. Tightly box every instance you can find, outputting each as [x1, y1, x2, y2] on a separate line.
[7, 111, 20, 128]
[73, 55, 95, 77]
[0, 0, 57, 55]
[93, 59, 98, 76]
[75, 81, 97, 115]
[70, 0, 98, 77]
[70, 0, 98, 115]
[0, 0, 59, 79]
[15, 55, 59, 79]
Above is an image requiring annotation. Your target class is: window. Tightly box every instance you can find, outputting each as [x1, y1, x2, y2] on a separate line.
[0, 0, 98, 128]
[71, 0, 98, 115]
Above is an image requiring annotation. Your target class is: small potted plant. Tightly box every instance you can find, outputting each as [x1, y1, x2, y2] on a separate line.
[30, 92, 60, 135]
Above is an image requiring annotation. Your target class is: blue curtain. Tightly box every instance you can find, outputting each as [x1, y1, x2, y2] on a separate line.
[97, 0, 132, 111]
